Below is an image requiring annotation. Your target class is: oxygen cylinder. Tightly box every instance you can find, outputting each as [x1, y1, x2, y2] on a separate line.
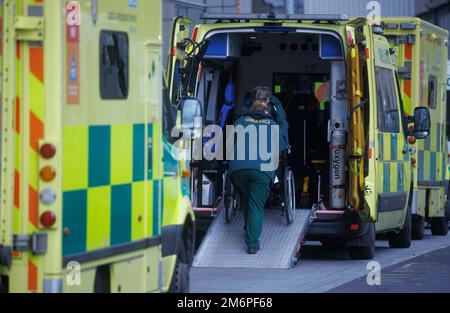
[329, 61, 348, 210]
[330, 128, 346, 209]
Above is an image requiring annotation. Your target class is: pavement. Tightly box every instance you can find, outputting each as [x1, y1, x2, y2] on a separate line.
[190, 229, 450, 293]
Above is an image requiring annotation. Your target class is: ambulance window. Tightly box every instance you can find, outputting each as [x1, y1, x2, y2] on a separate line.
[171, 60, 181, 104]
[163, 79, 177, 143]
[428, 75, 437, 109]
[100, 31, 129, 99]
[376, 67, 400, 133]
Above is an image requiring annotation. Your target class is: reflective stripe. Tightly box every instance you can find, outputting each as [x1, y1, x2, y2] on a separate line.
[418, 150, 425, 181]
[62, 123, 163, 256]
[430, 152, 436, 181]
[397, 163, 404, 192]
[383, 163, 390, 193]
[390, 133, 397, 161]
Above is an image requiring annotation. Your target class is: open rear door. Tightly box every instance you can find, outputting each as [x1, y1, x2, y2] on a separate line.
[345, 19, 377, 221]
[166, 16, 196, 105]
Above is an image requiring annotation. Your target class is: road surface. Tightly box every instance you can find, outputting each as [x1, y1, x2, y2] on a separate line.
[191, 229, 450, 293]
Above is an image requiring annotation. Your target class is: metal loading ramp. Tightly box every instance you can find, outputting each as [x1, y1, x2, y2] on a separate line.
[193, 209, 314, 269]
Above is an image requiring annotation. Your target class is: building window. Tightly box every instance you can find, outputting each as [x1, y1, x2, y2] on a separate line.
[428, 74, 438, 109]
[100, 31, 129, 99]
[376, 66, 400, 133]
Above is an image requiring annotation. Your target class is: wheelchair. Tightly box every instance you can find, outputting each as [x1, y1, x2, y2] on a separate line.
[221, 156, 296, 226]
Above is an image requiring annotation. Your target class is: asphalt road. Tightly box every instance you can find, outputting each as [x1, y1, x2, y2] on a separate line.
[329, 245, 450, 293]
[191, 229, 450, 293]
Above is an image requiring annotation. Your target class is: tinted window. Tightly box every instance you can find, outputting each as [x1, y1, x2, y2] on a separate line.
[428, 74, 437, 109]
[163, 80, 177, 143]
[171, 60, 181, 104]
[100, 31, 129, 99]
[376, 67, 400, 133]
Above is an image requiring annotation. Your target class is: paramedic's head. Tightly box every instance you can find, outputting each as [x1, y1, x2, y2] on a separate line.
[251, 86, 272, 112]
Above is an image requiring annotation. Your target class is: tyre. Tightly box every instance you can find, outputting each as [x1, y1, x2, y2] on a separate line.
[283, 168, 296, 225]
[412, 215, 425, 240]
[445, 200, 450, 223]
[169, 240, 190, 293]
[348, 223, 375, 260]
[430, 217, 449, 236]
[388, 207, 412, 248]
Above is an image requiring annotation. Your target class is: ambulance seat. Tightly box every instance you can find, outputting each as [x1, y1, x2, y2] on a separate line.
[219, 83, 237, 129]
[204, 83, 237, 155]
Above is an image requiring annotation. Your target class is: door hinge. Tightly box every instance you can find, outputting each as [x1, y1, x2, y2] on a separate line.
[13, 233, 48, 255]
[15, 16, 45, 42]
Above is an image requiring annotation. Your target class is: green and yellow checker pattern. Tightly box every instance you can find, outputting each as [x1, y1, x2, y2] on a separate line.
[378, 132, 410, 193]
[417, 122, 446, 184]
[61, 123, 164, 257]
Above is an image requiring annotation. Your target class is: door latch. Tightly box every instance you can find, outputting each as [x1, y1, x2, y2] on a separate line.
[13, 233, 48, 255]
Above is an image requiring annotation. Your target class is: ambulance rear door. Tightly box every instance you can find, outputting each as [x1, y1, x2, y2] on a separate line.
[166, 16, 196, 105]
[345, 18, 378, 221]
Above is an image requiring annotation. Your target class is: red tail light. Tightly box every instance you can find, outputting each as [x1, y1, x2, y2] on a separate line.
[40, 143, 56, 159]
[347, 30, 354, 46]
[350, 224, 360, 231]
[40, 211, 56, 229]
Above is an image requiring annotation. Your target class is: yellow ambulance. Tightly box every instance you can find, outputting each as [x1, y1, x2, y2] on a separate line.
[168, 13, 446, 260]
[383, 18, 449, 237]
[0, 0, 194, 293]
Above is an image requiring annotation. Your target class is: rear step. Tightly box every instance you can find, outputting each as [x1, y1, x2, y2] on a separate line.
[193, 208, 315, 269]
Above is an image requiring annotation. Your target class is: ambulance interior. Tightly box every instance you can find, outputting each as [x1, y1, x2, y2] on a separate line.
[192, 31, 349, 211]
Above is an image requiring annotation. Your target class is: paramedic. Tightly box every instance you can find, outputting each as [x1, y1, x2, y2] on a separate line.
[229, 87, 281, 254]
[240, 88, 290, 155]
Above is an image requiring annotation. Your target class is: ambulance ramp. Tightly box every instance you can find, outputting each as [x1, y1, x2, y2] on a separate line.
[193, 209, 314, 269]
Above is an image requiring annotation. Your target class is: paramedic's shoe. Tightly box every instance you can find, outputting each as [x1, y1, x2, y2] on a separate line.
[247, 246, 260, 255]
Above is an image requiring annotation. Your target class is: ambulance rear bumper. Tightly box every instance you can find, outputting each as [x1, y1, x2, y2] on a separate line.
[306, 210, 369, 240]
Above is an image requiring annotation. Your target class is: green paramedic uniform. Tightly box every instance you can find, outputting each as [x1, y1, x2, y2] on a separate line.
[229, 110, 280, 250]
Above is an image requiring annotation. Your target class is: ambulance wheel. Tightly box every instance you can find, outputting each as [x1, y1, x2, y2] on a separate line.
[283, 168, 296, 225]
[445, 200, 450, 223]
[169, 240, 190, 293]
[430, 217, 449, 236]
[388, 207, 412, 248]
[348, 223, 375, 260]
[412, 215, 425, 240]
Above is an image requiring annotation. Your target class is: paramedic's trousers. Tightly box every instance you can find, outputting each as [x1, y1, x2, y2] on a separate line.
[231, 170, 271, 249]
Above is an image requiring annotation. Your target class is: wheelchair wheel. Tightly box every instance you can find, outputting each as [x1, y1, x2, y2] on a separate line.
[223, 170, 238, 224]
[284, 168, 296, 225]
